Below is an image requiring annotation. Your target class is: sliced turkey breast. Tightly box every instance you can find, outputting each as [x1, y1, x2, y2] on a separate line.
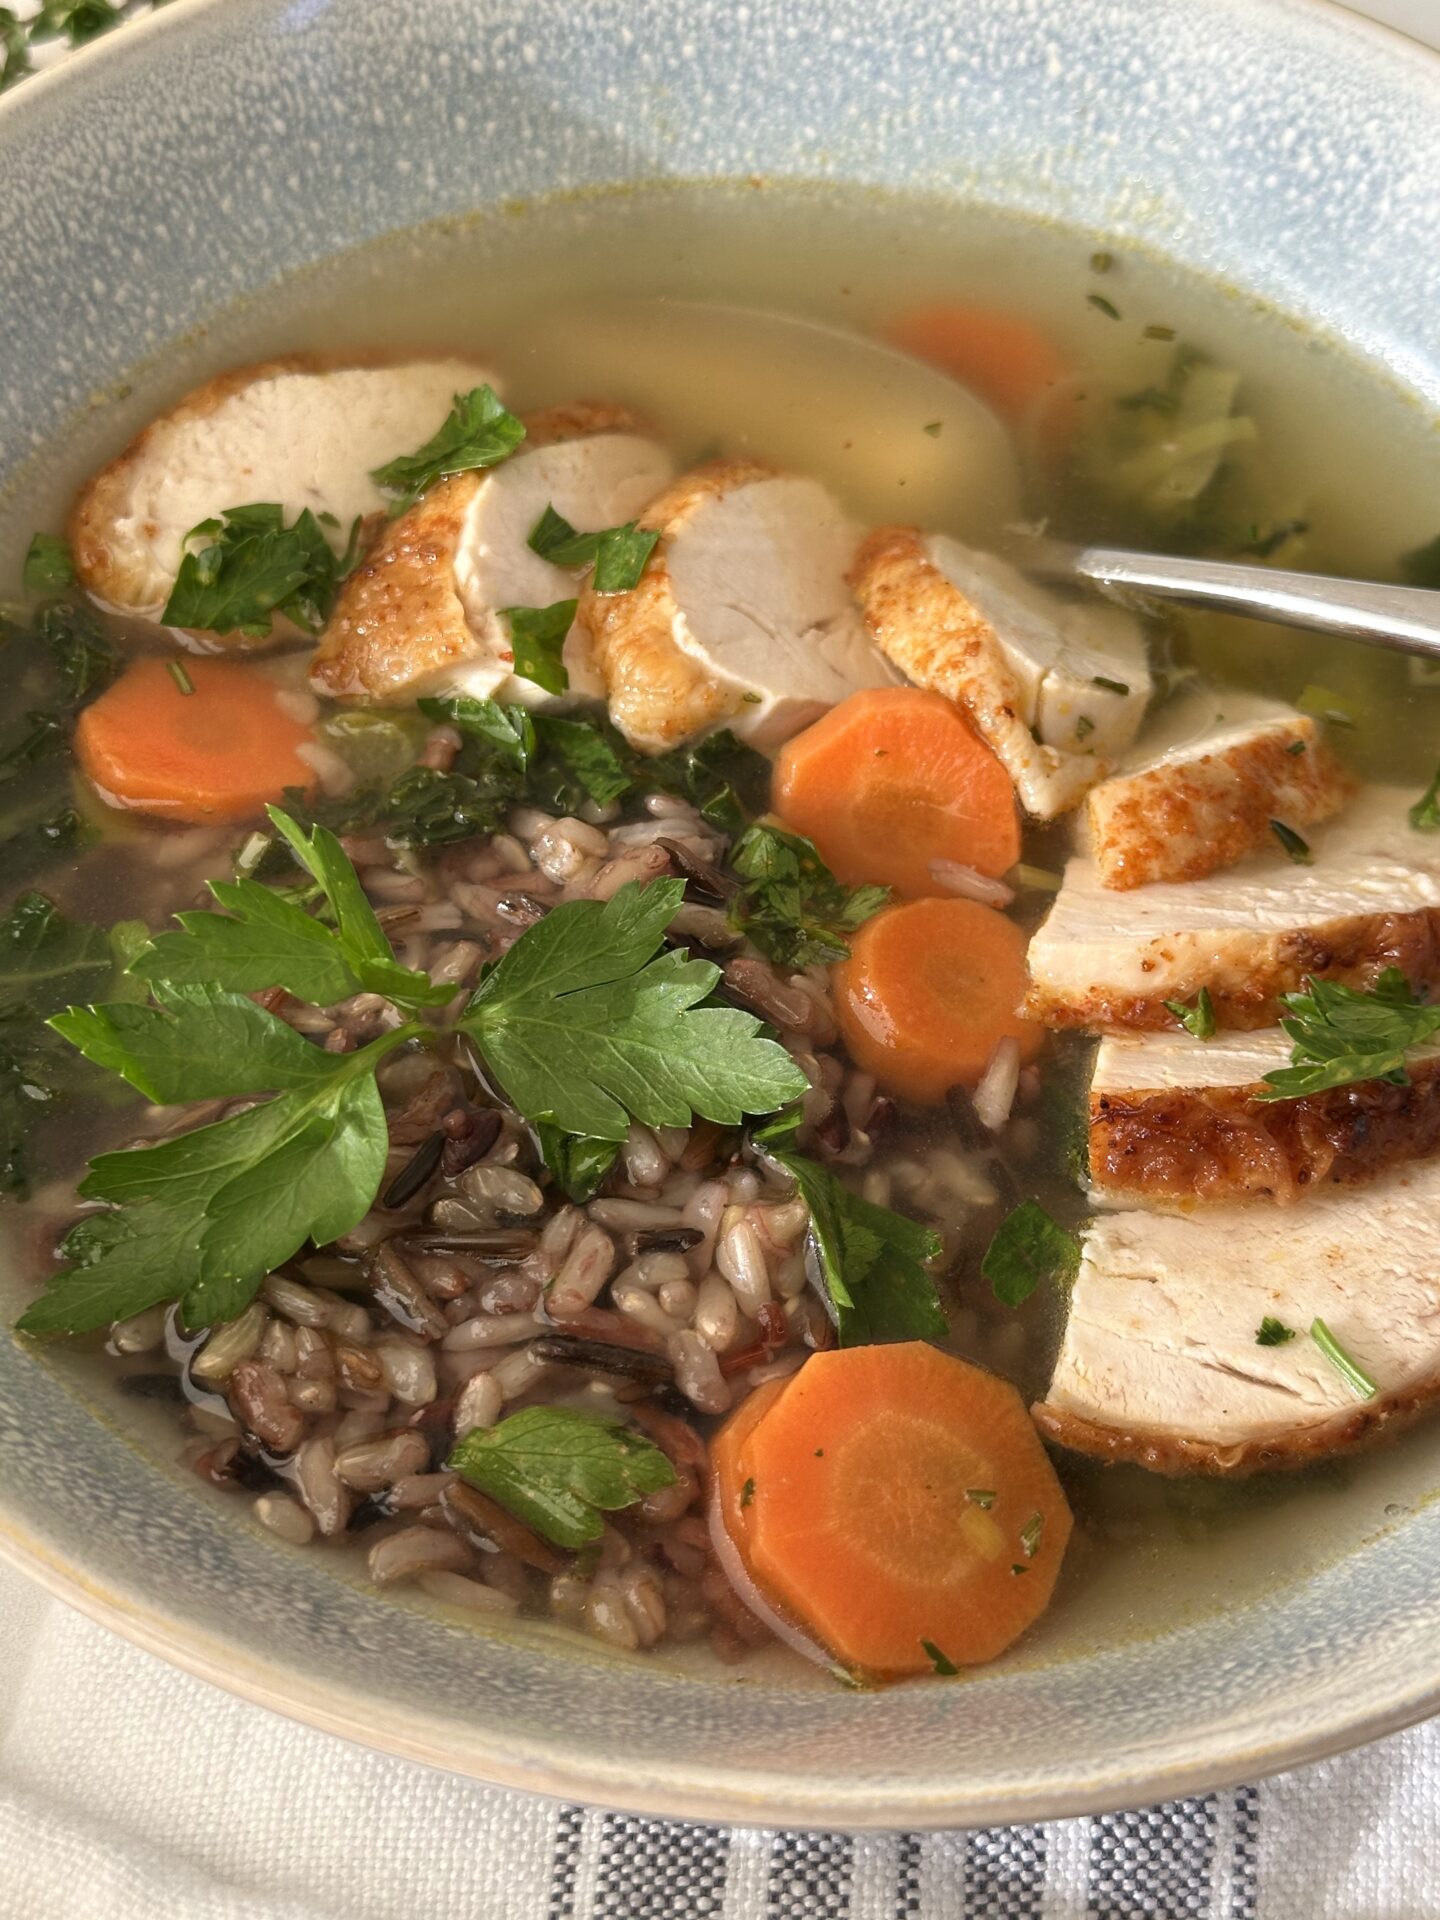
[1086, 689, 1355, 890]
[579, 459, 896, 754]
[70, 356, 496, 640]
[1034, 1159, 1440, 1475]
[849, 526, 1152, 818]
[310, 402, 673, 705]
[1025, 785, 1440, 1030]
[1089, 1027, 1440, 1204]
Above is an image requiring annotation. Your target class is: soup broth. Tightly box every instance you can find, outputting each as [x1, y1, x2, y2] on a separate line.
[5, 180, 1440, 1681]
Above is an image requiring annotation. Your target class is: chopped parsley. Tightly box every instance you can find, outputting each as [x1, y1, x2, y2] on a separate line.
[982, 1200, 1082, 1309]
[370, 384, 525, 513]
[1256, 1317, 1296, 1347]
[1075, 714, 1096, 741]
[727, 823, 888, 969]
[1310, 1318, 1377, 1401]
[161, 503, 361, 638]
[166, 660, 195, 697]
[966, 1489, 997, 1509]
[754, 1110, 946, 1345]
[740, 1477, 756, 1509]
[23, 533, 74, 592]
[503, 599, 576, 695]
[1091, 674, 1131, 696]
[1163, 988, 1216, 1040]
[922, 420, 943, 438]
[448, 1407, 676, 1549]
[528, 504, 660, 592]
[920, 1638, 960, 1676]
[1259, 969, 1440, 1102]
[1285, 738, 1307, 757]
[1090, 250, 1114, 274]
[1143, 324, 1177, 341]
[1087, 293, 1121, 320]
[1409, 763, 1440, 832]
[1269, 819, 1312, 864]
[1019, 1513, 1044, 1559]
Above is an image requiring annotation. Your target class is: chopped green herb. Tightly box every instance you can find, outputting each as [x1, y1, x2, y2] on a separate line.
[754, 1110, 946, 1345]
[1269, 819, 1312, 864]
[161, 503, 360, 638]
[592, 523, 660, 594]
[1, 7, 31, 89]
[1285, 738, 1307, 757]
[1013, 864, 1063, 893]
[1074, 714, 1095, 741]
[920, 1638, 960, 1676]
[1258, 969, 1440, 1101]
[1090, 250, 1114, 274]
[448, 1406, 676, 1549]
[1239, 518, 1309, 559]
[966, 1489, 997, 1509]
[29, 0, 122, 44]
[503, 599, 576, 695]
[1011, 1563, 1030, 1576]
[1163, 987, 1216, 1040]
[166, 659, 195, 697]
[535, 1123, 620, 1205]
[1019, 1512, 1044, 1559]
[728, 823, 888, 969]
[982, 1199, 1081, 1309]
[1115, 386, 1178, 416]
[1256, 1317, 1296, 1347]
[922, 420, 943, 438]
[740, 1476, 755, 1509]
[527, 504, 603, 569]
[1310, 1317, 1377, 1400]
[1087, 293, 1121, 320]
[370, 385, 525, 513]
[1409, 762, 1440, 832]
[23, 533, 74, 592]
[1091, 674, 1131, 696]
[1142, 324, 1177, 341]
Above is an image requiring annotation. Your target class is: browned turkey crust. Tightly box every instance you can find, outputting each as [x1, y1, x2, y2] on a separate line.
[1033, 1380, 1440, 1478]
[1089, 1056, 1440, 1203]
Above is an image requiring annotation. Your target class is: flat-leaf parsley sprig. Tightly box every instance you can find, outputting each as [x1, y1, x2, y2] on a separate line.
[1259, 969, 1440, 1101]
[19, 819, 807, 1338]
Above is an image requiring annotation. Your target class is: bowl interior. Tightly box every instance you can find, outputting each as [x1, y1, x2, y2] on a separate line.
[2, 0, 1440, 1827]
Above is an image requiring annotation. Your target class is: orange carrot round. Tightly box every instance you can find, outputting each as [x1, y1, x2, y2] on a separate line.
[835, 896, 1041, 1104]
[886, 303, 1078, 459]
[716, 1343, 1072, 1676]
[74, 657, 316, 825]
[774, 687, 1019, 898]
[711, 1378, 791, 1548]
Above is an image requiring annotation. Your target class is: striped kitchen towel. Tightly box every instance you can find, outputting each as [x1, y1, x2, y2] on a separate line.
[0, 1556, 1434, 1919]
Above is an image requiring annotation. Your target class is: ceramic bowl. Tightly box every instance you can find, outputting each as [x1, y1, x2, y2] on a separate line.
[1, 0, 1439, 1829]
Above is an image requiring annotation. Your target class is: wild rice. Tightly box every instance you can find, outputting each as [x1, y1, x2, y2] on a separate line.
[417, 1570, 521, 1614]
[253, 1493, 316, 1545]
[334, 1429, 432, 1492]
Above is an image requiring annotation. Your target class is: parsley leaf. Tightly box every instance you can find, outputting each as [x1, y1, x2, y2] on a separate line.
[161, 503, 359, 638]
[1269, 819, 1312, 865]
[462, 878, 807, 1140]
[527, 504, 602, 568]
[504, 600, 575, 695]
[23, 533, 74, 592]
[728, 825, 889, 969]
[370, 385, 525, 513]
[754, 1112, 946, 1344]
[592, 523, 659, 594]
[1163, 987, 1216, 1039]
[1258, 971, 1440, 1101]
[448, 1406, 676, 1549]
[982, 1199, 1081, 1308]
[30, 0, 121, 45]
[1256, 1317, 1296, 1347]
[647, 729, 772, 836]
[1409, 763, 1440, 832]
[530, 712, 635, 810]
[920, 1638, 960, 1676]
[535, 1122, 620, 1204]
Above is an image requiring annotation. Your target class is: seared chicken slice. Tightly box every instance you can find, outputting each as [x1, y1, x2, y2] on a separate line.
[849, 526, 1151, 818]
[70, 356, 496, 639]
[1034, 1158, 1440, 1475]
[1025, 786, 1440, 1031]
[311, 402, 674, 706]
[1089, 1026, 1440, 1204]
[579, 459, 895, 754]
[1086, 689, 1355, 890]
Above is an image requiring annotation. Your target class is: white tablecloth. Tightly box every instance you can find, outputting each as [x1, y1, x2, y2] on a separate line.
[2, 1556, 1438, 1919]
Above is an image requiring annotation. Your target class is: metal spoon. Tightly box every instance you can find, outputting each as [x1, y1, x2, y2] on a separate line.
[1022, 539, 1440, 665]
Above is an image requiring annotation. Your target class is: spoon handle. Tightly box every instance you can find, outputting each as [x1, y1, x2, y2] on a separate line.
[1035, 543, 1440, 664]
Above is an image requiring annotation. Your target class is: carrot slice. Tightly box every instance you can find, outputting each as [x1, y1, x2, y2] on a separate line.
[736, 1343, 1072, 1675]
[74, 657, 316, 825]
[886, 303, 1078, 459]
[773, 687, 1019, 897]
[835, 896, 1041, 1104]
[711, 1378, 791, 1548]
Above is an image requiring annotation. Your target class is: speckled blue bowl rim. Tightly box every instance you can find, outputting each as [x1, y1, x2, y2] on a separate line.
[2, 0, 1440, 1831]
